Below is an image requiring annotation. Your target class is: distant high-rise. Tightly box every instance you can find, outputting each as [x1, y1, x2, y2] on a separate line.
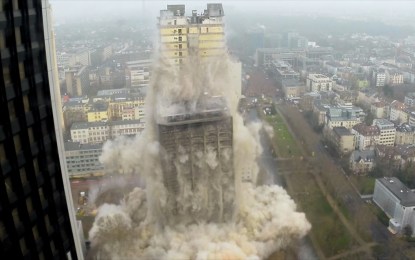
[0, 1, 81, 258]
[158, 4, 226, 65]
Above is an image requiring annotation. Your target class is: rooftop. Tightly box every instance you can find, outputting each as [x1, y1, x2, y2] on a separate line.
[158, 96, 229, 125]
[373, 118, 394, 129]
[333, 126, 353, 137]
[353, 123, 380, 136]
[378, 177, 415, 207]
[396, 123, 414, 133]
[351, 149, 375, 162]
[64, 142, 103, 151]
[282, 79, 303, 87]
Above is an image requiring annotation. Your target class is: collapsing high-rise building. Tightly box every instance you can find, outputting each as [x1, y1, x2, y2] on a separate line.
[158, 96, 234, 224]
[156, 4, 235, 224]
[158, 4, 226, 64]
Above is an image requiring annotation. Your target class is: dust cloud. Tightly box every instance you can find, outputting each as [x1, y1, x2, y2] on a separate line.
[88, 51, 310, 259]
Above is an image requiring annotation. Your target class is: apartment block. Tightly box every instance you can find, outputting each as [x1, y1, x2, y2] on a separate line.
[373, 177, 415, 236]
[351, 123, 380, 150]
[306, 74, 333, 92]
[159, 4, 226, 65]
[373, 119, 396, 146]
[64, 142, 104, 176]
[70, 120, 145, 144]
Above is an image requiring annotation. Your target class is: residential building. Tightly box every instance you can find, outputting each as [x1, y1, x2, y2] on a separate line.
[70, 120, 145, 144]
[373, 177, 415, 236]
[65, 66, 90, 96]
[395, 124, 415, 145]
[306, 74, 333, 92]
[326, 107, 362, 130]
[312, 100, 329, 126]
[394, 145, 415, 168]
[349, 150, 376, 174]
[352, 123, 380, 150]
[110, 120, 145, 137]
[388, 71, 404, 85]
[159, 4, 225, 65]
[125, 59, 152, 88]
[373, 69, 386, 87]
[122, 106, 145, 121]
[87, 102, 109, 122]
[272, 60, 300, 84]
[282, 79, 304, 98]
[254, 48, 305, 68]
[64, 142, 104, 176]
[108, 94, 146, 120]
[68, 49, 92, 67]
[300, 92, 321, 111]
[404, 93, 415, 107]
[371, 101, 389, 119]
[390, 100, 408, 123]
[330, 127, 355, 154]
[375, 145, 403, 169]
[0, 1, 81, 257]
[373, 119, 396, 146]
[57, 51, 70, 67]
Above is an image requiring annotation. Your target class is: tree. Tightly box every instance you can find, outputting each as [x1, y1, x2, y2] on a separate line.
[364, 111, 375, 125]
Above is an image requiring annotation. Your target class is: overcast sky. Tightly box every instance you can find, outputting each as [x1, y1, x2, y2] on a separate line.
[50, 1, 415, 26]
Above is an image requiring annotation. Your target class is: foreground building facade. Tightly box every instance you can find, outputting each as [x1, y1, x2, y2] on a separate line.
[0, 0, 81, 258]
[373, 177, 415, 236]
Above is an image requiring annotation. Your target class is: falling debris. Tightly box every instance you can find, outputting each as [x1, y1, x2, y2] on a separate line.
[88, 4, 310, 259]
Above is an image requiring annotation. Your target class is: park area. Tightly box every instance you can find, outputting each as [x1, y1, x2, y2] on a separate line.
[263, 113, 302, 158]
[259, 106, 366, 258]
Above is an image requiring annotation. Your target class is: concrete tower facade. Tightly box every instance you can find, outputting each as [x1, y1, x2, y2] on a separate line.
[158, 4, 226, 65]
[158, 97, 235, 224]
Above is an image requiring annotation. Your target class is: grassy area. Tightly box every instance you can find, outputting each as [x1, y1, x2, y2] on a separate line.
[283, 163, 357, 257]
[350, 175, 376, 195]
[263, 113, 302, 158]
[300, 184, 355, 256]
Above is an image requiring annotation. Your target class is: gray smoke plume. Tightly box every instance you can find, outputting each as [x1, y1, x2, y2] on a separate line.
[89, 52, 310, 259]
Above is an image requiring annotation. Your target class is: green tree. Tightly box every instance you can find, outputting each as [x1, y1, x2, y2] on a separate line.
[364, 111, 375, 125]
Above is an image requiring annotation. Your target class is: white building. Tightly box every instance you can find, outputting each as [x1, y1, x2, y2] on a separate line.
[373, 177, 415, 236]
[373, 119, 396, 146]
[370, 101, 389, 119]
[306, 74, 333, 92]
[65, 66, 90, 97]
[70, 120, 144, 144]
[388, 71, 404, 85]
[121, 106, 145, 121]
[373, 69, 386, 87]
[326, 107, 362, 130]
[64, 142, 104, 176]
[404, 93, 415, 107]
[395, 124, 415, 145]
[351, 123, 380, 150]
[125, 59, 152, 88]
[390, 100, 407, 123]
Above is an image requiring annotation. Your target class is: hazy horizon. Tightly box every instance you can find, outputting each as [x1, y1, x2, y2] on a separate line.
[50, 1, 415, 27]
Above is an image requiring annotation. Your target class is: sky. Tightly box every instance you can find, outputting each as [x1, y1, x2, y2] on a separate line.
[50, 1, 415, 26]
